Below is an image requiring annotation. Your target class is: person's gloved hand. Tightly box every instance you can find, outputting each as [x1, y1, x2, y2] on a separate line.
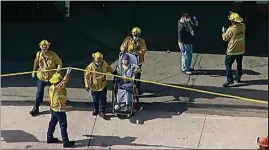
[31, 72, 35, 78]
[222, 26, 227, 33]
[112, 71, 117, 76]
[56, 65, 61, 73]
[86, 88, 90, 92]
[66, 67, 72, 74]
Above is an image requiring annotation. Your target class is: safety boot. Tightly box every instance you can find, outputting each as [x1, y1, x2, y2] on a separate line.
[47, 138, 60, 143]
[63, 141, 75, 148]
[29, 106, 39, 116]
[92, 110, 98, 116]
[99, 112, 105, 118]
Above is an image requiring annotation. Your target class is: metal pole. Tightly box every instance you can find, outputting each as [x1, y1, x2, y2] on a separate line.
[65, 1, 70, 17]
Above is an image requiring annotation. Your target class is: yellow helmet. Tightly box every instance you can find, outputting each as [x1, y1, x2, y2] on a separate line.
[228, 12, 243, 23]
[92, 52, 103, 62]
[39, 40, 50, 49]
[49, 72, 62, 84]
[131, 27, 141, 36]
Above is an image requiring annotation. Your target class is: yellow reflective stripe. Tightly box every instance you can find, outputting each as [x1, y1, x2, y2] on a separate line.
[51, 108, 66, 112]
[228, 51, 245, 55]
[57, 95, 66, 98]
[236, 37, 244, 41]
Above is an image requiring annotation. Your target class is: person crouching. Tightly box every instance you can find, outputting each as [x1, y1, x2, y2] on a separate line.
[47, 68, 75, 148]
[84, 52, 116, 118]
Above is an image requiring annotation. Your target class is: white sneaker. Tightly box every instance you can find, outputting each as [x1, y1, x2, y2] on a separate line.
[185, 71, 192, 75]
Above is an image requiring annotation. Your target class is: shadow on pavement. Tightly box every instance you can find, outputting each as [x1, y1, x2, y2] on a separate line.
[78, 134, 184, 149]
[228, 79, 268, 87]
[140, 82, 268, 103]
[1, 130, 40, 143]
[2, 98, 267, 124]
[0, 130, 183, 149]
[193, 69, 261, 76]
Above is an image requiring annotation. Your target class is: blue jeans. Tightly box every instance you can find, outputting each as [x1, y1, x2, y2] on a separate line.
[35, 79, 50, 108]
[91, 86, 107, 113]
[47, 109, 69, 144]
[225, 54, 243, 81]
[178, 42, 193, 72]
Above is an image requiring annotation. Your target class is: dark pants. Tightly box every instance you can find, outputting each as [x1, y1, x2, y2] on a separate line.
[47, 109, 69, 144]
[91, 86, 107, 113]
[225, 54, 243, 81]
[35, 79, 50, 108]
[135, 64, 142, 91]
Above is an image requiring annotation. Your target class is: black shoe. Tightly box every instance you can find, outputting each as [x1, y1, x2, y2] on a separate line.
[29, 106, 39, 116]
[99, 112, 105, 118]
[222, 80, 234, 87]
[92, 110, 98, 116]
[63, 141, 75, 148]
[47, 138, 60, 143]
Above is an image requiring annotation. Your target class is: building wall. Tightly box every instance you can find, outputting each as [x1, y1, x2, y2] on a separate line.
[2, 2, 268, 65]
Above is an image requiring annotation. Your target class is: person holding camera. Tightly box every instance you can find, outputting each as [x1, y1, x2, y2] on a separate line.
[178, 12, 199, 75]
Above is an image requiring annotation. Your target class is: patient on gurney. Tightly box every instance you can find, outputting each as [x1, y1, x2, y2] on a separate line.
[114, 53, 140, 111]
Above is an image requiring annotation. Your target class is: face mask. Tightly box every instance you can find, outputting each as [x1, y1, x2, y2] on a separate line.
[133, 36, 139, 42]
[94, 61, 102, 66]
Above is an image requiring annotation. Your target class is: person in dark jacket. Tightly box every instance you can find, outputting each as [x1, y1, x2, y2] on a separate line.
[178, 13, 199, 75]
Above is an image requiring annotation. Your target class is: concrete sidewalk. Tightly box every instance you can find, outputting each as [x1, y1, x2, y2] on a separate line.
[1, 105, 268, 149]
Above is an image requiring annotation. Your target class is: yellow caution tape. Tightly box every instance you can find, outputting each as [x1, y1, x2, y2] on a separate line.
[1, 67, 268, 105]
[0, 68, 69, 77]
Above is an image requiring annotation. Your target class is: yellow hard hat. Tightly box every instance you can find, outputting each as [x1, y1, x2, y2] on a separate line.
[39, 40, 50, 49]
[49, 72, 62, 84]
[131, 27, 141, 36]
[92, 52, 103, 62]
[228, 12, 243, 23]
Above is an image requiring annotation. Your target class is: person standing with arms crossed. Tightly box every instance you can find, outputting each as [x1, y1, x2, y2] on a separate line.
[178, 12, 199, 75]
[30, 40, 63, 116]
[222, 12, 246, 87]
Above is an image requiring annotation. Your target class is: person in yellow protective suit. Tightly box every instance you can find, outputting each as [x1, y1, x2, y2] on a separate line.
[84, 52, 116, 118]
[30, 40, 63, 116]
[47, 68, 75, 148]
[221, 12, 246, 87]
[120, 27, 147, 95]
